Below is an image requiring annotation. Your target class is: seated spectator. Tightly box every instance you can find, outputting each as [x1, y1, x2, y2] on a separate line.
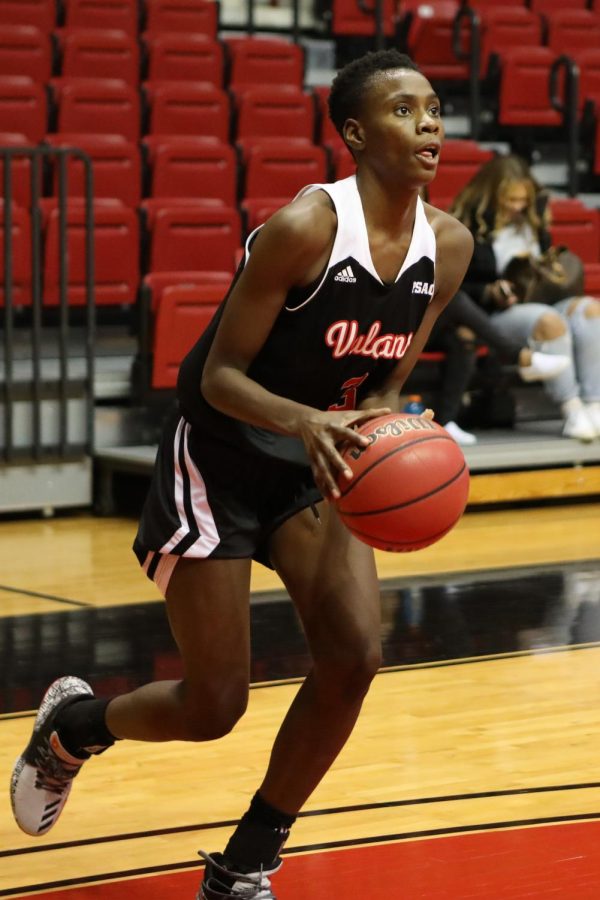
[449, 154, 600, 442]
[427, 288, 570, 445]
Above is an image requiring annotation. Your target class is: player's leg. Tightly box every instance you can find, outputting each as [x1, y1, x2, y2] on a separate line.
[556, 297, 600, 436]
[261, 501, 381, 811]
[214, 502, 381, 882]
[11, 556, 252, 836]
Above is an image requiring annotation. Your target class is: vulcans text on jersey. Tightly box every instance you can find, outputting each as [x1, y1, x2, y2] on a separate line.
[325, 320, 414, 360]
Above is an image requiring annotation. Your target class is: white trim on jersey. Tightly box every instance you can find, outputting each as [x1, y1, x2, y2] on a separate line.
[159, 418, 220, 557]
[295, 175, 436, 289]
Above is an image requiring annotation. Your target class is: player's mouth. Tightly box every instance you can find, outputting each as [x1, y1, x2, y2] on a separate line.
[415, 142, 440, 169]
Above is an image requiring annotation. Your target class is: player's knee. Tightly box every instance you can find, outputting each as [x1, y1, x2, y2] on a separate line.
[584, 299, 600, 318]
[531, 311, 567, 341]
[180, 681, 248, 741]
[316, 642, 382, 701]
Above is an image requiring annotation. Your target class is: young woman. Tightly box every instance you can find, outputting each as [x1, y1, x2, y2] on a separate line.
[425, 286, 571, 445]
[450, 154, 600, 442]
[11, 51, 474, 900]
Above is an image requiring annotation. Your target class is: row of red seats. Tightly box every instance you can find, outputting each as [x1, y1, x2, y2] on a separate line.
[0, 0, 217, 36]
[9, 7, 600, 92]
[0, 29, 303, 89]
[332, 0, 600, 44]
[0, 135, 344, 212]
[3, 184, 600, 308]
[0, 200, 238, 308]
[0, 79, 330, 145]
[406, 5, 600, 82]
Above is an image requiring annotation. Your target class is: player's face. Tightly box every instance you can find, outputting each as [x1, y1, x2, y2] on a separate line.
[349, 69, 444, 185]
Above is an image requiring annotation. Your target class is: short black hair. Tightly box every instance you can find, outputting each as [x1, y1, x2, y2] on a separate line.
[328, 50, 421, 139]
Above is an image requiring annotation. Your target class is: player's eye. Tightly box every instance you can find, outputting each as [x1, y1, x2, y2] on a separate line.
[395, 105, 411, 116]
[429, 105, 441, 117]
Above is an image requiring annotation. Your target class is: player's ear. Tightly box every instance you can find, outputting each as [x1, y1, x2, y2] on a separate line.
[343, 118, 365, 153]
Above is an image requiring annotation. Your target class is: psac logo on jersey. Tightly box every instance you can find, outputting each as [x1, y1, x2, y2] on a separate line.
[347, 416, 436, 461]
[334, 265, 357, 283]
[412, 281, 434, 296]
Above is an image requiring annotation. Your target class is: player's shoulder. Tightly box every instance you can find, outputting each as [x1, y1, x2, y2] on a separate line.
[423, 201, 474, 254]
[257, 188, 337, 256]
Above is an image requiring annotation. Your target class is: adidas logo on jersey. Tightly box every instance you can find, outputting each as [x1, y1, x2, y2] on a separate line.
[334, 265, 357, 283]
[412, 281, 434, 296]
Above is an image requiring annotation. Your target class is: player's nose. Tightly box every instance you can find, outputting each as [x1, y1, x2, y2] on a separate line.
[417, 112, 440, 133]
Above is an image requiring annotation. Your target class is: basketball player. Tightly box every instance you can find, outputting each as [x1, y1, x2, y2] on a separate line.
[11, 50, 473, 899]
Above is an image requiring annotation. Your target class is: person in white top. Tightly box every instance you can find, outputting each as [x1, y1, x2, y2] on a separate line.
[451, 154, 600, 442]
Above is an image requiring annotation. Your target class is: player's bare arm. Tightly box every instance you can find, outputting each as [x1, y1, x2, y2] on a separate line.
[360, 212, 473, 411]
[202, 195, 390, 498]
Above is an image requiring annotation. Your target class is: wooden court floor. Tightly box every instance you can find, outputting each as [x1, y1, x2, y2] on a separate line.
[1, 503, 600, 898]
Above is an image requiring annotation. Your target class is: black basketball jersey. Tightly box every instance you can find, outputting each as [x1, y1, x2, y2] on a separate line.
[177, 175, 436, 463]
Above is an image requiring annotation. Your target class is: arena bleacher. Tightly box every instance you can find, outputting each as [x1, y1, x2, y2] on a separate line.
[1, 0, 600, 516]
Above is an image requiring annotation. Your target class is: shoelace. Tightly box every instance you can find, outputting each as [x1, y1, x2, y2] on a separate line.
[227, 874, 274, 900]
[33, 737, 82, 795]
[200, 852, 277, 899]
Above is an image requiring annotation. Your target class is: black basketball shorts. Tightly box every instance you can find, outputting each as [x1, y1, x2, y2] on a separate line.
[133, 412, 322, 596]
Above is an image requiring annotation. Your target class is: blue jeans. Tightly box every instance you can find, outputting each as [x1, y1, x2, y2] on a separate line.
[490, 298, 600, 405]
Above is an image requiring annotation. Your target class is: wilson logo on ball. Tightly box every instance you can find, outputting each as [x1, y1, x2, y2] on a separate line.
[348, 415, 437, 461]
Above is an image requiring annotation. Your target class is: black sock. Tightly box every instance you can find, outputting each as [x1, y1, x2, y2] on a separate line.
[223, 791, 296, 872]
[54, 697, 118, 759]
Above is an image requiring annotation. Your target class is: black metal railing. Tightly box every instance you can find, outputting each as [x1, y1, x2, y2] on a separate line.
[1, 146, 95, 463]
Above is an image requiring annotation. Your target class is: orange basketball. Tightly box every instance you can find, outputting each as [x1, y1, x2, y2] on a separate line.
[335, 413, 470, 552]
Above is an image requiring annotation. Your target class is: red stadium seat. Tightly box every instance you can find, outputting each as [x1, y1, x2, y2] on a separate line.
[0, 134, 35, 207]
[573, 49, 600, 106]
[234, 86, 315, 143]
[530, 0, 586, 9]
[427, 139, 494, 210]
[225, 38, 304, 90]
[142, 269, 231, 312]
[583, 262, 600, 297]
[56, 78, 141, 141]
[146, 82, 230, 142]
[44, 201, 139, 305]
[243, 141, 327, 200]
[0, 201, 31, 306]
[498, 47, 562, 127]
[145, 33, 224, 86]
[545, 10, 600, 56]
[0, 77, 46, 142]
[0, 0, 56, 31]
[150, 137, 237, 206]
[147, 203, 241, 276]
[63, 0, 139, 35]
[405, 1, 471, 83]
[469, 0, 525, 6]
[312, 85, 345, 153]
[45, 134, 141, 206]
[479, 7, 542, 77]
[548, 199, 600, 265]
[59, 28, 140, 85]
[145, 0, 218, 38]
[0, 25, 52, 82]
[331, 144, 355, 181]
[330, 0, 396, 37]
[152, 283, 223, 388]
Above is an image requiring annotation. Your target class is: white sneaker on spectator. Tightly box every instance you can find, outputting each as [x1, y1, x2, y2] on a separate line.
[563, 407, 596, 442]
[584, 402, 600, 437]
[519, 352, 570, 383]
[444, 421, 477, 445]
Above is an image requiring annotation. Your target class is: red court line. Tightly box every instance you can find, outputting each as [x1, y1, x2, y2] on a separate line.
[18, 820, 600, 899]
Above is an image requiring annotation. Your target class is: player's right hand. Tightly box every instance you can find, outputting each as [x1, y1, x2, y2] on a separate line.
[297, 407, 391, 500]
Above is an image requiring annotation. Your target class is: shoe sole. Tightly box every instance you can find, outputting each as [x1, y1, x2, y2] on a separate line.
[10, 676, 93, 835]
